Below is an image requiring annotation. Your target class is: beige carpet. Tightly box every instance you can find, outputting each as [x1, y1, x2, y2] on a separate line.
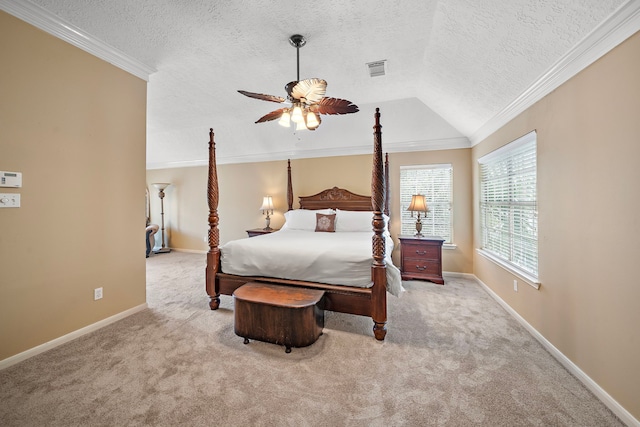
[0, 251, 623, 426]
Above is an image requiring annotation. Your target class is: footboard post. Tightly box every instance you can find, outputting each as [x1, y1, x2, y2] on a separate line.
[206, 128, 221, 310]
[371, 108, 387, 340]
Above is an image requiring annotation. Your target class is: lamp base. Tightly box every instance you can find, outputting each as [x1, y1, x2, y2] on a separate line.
[262, 226, 273, 231]
[153, 247, 171, 254]
[414, 218, 423, 237]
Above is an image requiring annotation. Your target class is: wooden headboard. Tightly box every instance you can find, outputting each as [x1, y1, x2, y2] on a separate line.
[286, 153, 390, 213]
[299, 187, 372, 211]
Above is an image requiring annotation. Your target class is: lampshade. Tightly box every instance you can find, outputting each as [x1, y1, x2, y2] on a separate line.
[259, 196, 274, 211]
[152, 182, 170, 191]
[407, 194, 428, 213]
[278, 110, 291, 127]
[291, 105, 304, 123]
[306, 111, 319, 129]
[295, 120, 307, 131]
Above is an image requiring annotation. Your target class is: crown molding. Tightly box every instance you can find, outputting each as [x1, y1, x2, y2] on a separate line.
[469, 0, 640, 146]
[384, 137, 470, 153]
[145, 137, 471, 169]
[0, 0, 155, 81]
[147, 145, 375, 169]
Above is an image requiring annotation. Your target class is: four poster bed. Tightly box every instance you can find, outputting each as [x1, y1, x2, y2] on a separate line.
[205, 108, 399, 340]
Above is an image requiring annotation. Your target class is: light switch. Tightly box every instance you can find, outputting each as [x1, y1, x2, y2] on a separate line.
[0, 193, 20, 208]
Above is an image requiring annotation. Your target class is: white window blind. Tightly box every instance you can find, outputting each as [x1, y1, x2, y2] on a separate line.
[479, 131, 538, 280]
[400, 164, 453, 243]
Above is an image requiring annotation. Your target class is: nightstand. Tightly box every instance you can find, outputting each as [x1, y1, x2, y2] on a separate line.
[246, 228, 279, 238]
[399, 235, 445, 284]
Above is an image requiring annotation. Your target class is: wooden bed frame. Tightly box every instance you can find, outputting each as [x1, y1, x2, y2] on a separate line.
[205, 108, 390, 340]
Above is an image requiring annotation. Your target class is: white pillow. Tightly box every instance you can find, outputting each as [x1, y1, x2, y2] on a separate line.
[335, 209, 390, 233]
[282, 209, 334, 231]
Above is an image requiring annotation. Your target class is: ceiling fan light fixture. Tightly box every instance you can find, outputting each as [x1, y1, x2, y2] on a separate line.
[237, 34, 358, 131]
[279, 110, 291, 127]
[291, 104, 304, 123]
[295, 120, 307, 132]
[306, 111, 319, 129]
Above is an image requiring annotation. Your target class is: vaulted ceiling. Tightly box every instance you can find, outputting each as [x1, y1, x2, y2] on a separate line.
[7, 0, 636, 168]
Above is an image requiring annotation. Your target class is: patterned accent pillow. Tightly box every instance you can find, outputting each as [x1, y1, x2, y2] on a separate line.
[315, 213, 336, 232]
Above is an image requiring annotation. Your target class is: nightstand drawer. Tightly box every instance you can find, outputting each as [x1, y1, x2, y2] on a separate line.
[400, 243, 440, 259]
[402, 258, 440, 275]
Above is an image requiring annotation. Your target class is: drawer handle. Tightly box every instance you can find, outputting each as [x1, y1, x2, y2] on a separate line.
[415, 265, 427, 271]
[415, 250, 428, 255]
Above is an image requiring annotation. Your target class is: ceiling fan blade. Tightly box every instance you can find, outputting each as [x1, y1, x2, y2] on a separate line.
[238, 90, 286, 104]
[255, 108, 289, 123]
[291, 78, 327, 104]
[309, 97, 359, 115]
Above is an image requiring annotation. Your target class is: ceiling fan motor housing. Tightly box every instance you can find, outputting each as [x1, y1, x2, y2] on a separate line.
[289, 34, 306, 48]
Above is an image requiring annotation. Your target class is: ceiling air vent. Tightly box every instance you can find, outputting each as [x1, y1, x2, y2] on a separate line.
[366, 60, 386, 77]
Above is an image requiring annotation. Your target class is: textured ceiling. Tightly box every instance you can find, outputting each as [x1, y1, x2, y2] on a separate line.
[21, 0, 627, 167]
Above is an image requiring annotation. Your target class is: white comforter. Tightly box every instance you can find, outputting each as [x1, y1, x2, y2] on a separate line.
[220, 229, 403, 297]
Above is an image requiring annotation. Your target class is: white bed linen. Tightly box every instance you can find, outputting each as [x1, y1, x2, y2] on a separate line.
[220, 229, 403, 297]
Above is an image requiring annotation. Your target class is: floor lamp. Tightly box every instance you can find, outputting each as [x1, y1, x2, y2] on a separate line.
[152, 183, 171, 254]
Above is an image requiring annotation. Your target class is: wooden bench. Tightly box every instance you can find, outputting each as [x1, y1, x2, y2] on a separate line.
[233, 282, 325, 353]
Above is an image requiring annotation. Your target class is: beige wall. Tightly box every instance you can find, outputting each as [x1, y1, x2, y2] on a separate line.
[472, 31, 640, 419]
[0, 12, 147, 360]
[146, 160, 291, 249]
[146, 149, 473, 273]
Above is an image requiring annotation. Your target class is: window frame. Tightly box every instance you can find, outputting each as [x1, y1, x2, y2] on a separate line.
[399, 163, 454, 245]
[477, 130, 540, 288]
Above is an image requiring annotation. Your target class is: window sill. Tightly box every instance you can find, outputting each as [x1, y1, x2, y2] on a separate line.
[443, 243, 457, 250]
[476, 249, 540, 290]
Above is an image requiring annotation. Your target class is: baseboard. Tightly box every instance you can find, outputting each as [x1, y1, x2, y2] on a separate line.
[0, 303, 148, 370]
[170, 248, 207, 254]
[443, 271, 476, 280]
[473, 275, 639, 427]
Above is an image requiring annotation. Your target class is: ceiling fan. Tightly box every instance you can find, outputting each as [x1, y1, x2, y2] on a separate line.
[238, 34, 359, 131]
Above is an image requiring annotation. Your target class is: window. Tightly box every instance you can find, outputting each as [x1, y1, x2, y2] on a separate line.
[478, 131, 538, 284]
[400, 164, 453, 243]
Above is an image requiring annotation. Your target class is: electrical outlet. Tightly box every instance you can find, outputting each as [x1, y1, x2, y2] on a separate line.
[513, 280, 518, 292]
[94, 287, 103, 300]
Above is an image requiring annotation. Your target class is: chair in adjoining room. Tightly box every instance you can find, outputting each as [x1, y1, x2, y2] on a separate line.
[146, 224, 159, 257]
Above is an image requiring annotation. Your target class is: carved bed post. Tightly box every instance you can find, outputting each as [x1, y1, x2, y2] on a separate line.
[287, 159, 293, 211]
[206, 128, 221, 310]
[384, 153, 390, 218]
[371, 108, 387, 340]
